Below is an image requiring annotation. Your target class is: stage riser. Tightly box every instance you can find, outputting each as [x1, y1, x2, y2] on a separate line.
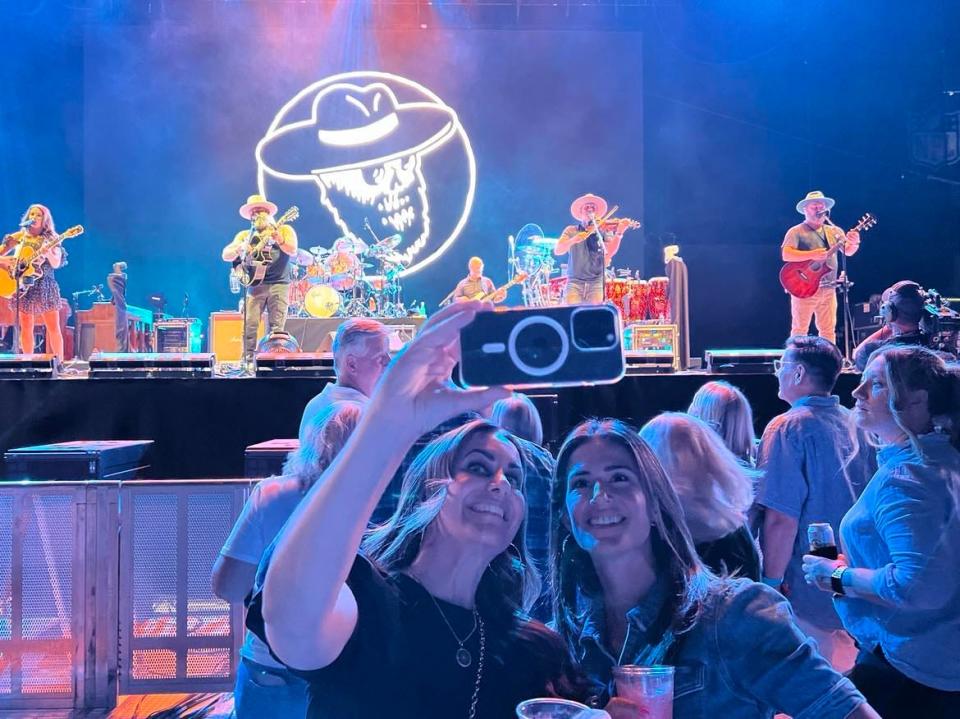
[1, 374, 862, 480]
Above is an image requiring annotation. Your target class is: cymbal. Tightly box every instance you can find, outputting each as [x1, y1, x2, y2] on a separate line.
[334, 236, 369, 254]
[375, 233, 402, 249]
[308, 245, 332, 257]
[530, 236, 558, 246]
[292, 249, 315, 267]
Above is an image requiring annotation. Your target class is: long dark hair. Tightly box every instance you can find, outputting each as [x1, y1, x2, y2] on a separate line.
[550, 419, 712, 657]
[362, 420, 540, 626]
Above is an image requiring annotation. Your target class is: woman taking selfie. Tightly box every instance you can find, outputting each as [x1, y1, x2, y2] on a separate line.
[551, 418, 879, 719]
[803, 346, 960, 717]
[246, 302, 579, 719]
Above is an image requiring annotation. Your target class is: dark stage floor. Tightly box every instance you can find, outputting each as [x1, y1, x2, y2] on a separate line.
[2, 371, 863, 480]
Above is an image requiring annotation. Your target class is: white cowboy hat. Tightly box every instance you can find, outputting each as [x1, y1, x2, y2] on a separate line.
[795, 190, 836, 215]
[570, 193, 608, 222]
[239, 194, 278, 220]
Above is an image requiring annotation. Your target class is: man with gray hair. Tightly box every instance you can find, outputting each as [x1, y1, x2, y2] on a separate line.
[298, 318, 390, 442]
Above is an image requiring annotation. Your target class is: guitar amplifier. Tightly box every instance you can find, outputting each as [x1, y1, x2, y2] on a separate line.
[156, 318, 202, 353]
[209, 311, 265, 362]
[4, 440, 153, 481]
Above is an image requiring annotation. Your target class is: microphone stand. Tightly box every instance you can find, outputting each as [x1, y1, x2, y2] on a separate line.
[824, 214, 856, 364]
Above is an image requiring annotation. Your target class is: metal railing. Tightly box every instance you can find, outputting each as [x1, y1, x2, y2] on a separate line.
[0, 479, 253, 712]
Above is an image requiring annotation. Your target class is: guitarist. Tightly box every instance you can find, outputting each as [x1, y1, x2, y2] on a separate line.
[453, 257, 506, 303]
[222, 194, 298, 362]
[1, 204, 66, 360]
[782, 191, 861, 345]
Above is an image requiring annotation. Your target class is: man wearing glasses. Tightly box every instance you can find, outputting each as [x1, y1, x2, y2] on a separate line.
[755, 336, 877, 672]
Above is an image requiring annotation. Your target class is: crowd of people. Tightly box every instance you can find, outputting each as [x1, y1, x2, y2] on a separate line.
[212, 300, 960, 719]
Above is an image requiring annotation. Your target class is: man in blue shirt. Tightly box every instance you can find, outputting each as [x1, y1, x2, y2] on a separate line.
[757, 336, 876, 671]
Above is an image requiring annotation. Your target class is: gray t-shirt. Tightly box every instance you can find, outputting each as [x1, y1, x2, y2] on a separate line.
[782, 222, 844, 286]
[757, 394, 877, 630]
[563, 224, 606, 282]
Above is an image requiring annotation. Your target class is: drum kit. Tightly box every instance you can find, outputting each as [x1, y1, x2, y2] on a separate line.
[287, 234, 409, 319]
[510, 222, 669, 323]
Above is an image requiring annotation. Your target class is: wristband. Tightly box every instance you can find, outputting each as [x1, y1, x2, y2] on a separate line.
[761, 576, 783, 589]
[830, 567, 848, 595]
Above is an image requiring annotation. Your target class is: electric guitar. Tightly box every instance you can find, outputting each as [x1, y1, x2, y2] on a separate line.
[779, 213, 877, 299]
[232, 206, 299, 287]
[0, 224, 84, 299]
[462, 272, 528, 303]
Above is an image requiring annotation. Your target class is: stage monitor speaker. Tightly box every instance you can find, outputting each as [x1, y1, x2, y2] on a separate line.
[0, 353, 56, 378]
[704, 348, 784, 374]
[89, 352, 215, 378]
[208, 311, 265, 362]
[156, 318, 202, 353]
[4, 439, 153, 481]
[255, 352, 334, 378]
[244, 438, 299, 478]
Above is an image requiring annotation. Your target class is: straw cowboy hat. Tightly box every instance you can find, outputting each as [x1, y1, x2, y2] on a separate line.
[257, 82, 457, 177]
[570, 193, 608, 222]
[795, 190, 835, 215]
[239, 194, 278, 220]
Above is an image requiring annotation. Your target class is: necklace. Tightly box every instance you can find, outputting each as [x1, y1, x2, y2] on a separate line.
[425, 591, 479, 668]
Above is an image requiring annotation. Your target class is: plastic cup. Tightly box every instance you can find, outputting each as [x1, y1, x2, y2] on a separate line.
[516, 697, 611, 719]
[612, 665, 675, 719]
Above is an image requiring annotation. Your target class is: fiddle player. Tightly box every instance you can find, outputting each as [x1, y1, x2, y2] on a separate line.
[553, 193, 637, 304]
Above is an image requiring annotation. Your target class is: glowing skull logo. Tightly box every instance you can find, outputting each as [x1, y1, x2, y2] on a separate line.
[256, 72, 475, 276]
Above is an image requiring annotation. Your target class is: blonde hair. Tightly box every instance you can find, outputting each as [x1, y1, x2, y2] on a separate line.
[687, 381, 757, 464]
[283, 402, 362, 490]
[490, 393, 544, 445]
[639, 413, 756, 543]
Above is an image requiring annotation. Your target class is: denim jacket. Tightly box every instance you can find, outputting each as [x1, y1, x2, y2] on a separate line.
[574, 577, 865, 719]
[836, 431, 960, 690]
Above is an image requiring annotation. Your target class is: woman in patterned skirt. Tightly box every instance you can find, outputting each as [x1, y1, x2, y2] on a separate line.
[1, 204, 66, 360]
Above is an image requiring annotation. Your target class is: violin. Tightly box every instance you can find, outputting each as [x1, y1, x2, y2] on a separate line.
[568, 209, 642, 245]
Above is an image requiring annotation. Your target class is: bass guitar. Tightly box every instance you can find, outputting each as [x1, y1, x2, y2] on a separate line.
[0, 224, 84, 299]
[779, 213, 877, 299]
[232, 206, 299, 287]
[463, 272, 528, 303]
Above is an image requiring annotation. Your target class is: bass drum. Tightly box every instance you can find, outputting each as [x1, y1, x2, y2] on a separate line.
[304, 284, 342, 318]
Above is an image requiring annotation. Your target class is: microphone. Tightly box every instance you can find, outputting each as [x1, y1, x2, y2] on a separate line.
[816, 209, 830, 218]
[19, 219, 33, 228]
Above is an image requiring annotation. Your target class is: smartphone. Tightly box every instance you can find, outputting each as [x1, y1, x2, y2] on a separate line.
[459, 304, 625, 389]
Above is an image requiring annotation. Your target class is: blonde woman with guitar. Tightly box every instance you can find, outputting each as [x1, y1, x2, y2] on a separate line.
[0, 204, 83, 360]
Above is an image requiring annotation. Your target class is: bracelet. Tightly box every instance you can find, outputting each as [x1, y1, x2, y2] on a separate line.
[761, 576, 783, 588]
[830, 567, 848, 595]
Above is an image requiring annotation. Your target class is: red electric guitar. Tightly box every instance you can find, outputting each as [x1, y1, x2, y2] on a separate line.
[779, 213, 877, 299]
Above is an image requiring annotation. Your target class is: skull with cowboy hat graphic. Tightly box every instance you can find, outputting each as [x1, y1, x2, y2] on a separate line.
[256, 74, 469, 271]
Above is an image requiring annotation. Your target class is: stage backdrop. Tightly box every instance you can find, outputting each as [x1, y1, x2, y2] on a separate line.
[78, 18, 644, 321]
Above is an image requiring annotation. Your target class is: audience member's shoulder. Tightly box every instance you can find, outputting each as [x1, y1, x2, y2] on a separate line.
[711, 576, 788, 624]
[253, 475, 304, 504]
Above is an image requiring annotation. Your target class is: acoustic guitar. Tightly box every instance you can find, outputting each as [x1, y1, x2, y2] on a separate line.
[0, 224, 84, 299]
[779, 213, 877, 299]
[232, 206, 299, 287]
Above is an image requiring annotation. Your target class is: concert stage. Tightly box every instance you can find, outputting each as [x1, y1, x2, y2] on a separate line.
[0, 371, 863, 480]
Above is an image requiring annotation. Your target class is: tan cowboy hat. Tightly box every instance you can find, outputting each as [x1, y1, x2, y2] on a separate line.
[796, 190, 835, 214]
[570, 193, 608, 222]
[239, 194, 278, 220]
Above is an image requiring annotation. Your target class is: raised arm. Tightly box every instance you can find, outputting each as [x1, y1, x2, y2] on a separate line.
[261, 302, 509, 670]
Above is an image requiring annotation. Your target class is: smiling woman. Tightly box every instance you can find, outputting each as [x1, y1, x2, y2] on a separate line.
[549, 418, 880, 719]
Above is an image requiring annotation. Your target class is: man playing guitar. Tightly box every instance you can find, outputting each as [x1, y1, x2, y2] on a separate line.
[782, 191, 860, 345]
[453, 257, 506, 303]
[554, 193, 638, 304]
[221, 194, 298, 363]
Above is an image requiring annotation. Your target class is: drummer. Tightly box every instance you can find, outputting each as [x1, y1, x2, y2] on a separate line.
[453, 257, 505, 303]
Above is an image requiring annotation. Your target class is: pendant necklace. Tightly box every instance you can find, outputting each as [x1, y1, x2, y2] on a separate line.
[425, 591, 479, 668]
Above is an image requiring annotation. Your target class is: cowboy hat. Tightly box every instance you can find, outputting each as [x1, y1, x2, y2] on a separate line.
[570, 193, 608, 222]
[257, 82, 457, 178]
[239, 194, 278, 220]
[796, 190, 835, 214]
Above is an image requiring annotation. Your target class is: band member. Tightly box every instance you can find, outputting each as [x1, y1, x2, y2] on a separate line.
[452, 256, 505, 302]
[553, 193, 632, 304]
[852, 280, 931, 371]
[1, 204, 66, 360]
[782, 191, 861, 344]
[222, 195, 298, 363]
